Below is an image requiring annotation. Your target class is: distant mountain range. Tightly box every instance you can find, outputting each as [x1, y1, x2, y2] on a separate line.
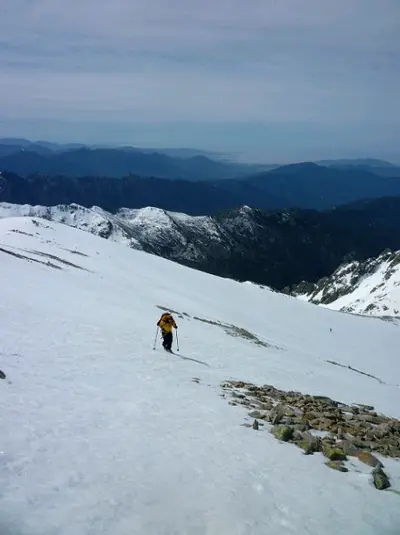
[1, 137, 400, 182]
[2, 196, 400, 290]
[1, 161, 400, 215]
[0, 138, 274, 180]
[316, 158, 400, 178]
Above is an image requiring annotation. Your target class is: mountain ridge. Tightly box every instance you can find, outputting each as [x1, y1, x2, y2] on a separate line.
[0, 144, 270, 181]
[2, 165, 400, 215]
[2, 197, 400, 292]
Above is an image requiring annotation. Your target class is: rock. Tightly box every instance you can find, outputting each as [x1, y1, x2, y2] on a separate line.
[296, 432, 322, 455]
[230, 381, 249, 389]
[344, 424, 368, 438]
[314, 395, 337, 406]
[303, 411, 320, 422]
[311, 417, 332, 430]
[258, 401, 273, 411]
[271, 425, 294, 442]
[294, 422, 310, 432]
[0, 369, 6, 380]
[356, 451, 383, 468]
[262, 384, 276, 393]
[248, 410, 266, 420]
[292, 429, 305, 442]
[325, 461, 349, 473]
[374, 423, 392, 438]
[322, 443, 347, 461]
[354, 403, 375, 412]
[285, 406, 296, 417]
[321, 411, 338, 420]
[252, 419, 259, 430]
[268, 403, 286, 425]
[232, 392, 246, 400]
[336, 440, 359, 457]
[281, 416, 296, 426]
[372, 466, 391, 490]
[357, 414, 384, 425]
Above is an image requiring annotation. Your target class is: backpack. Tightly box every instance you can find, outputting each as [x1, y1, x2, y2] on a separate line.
[159, 313, 172, 324]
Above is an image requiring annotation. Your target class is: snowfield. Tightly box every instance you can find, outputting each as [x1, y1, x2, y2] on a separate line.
[1, 216, 400, 535]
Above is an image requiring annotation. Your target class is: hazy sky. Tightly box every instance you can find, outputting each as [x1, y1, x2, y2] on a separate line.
[0, 0, 399, 162]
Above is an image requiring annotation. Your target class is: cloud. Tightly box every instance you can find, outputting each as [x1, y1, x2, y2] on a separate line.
[0, 0, 399, 155]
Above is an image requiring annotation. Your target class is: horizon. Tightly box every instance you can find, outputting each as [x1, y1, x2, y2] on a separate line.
[1, 1, 399, 163]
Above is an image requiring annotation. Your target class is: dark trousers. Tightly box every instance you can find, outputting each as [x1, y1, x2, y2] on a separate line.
[162, 331, 173, 350]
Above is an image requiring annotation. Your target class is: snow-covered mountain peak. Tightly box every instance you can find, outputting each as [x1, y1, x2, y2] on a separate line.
[293, 250, 400, 317]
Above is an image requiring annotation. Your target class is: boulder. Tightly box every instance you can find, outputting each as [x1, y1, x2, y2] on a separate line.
[268, 403, 286, 425]
[314, 395, 337, 406]
[354, 403, 375, 412]
[311, 417, 332, 430]
[336, 440, 359, 457]
[248, 410, 267, 420]
[294, 422, 310, 432]
[374, 423, 392, 438]
[325, 461, 349, 473]
[357, 414, 384, 425]
[0, 369, 6, 380]
[356, 451, 383, 468]
[258, 401, 274, 411]
[271, 425, 294, 442]
[372, 466, 391, 490]
[230, 381, 249, 389]
[322, 443, 347, 461]
[296, 432, 322, 455]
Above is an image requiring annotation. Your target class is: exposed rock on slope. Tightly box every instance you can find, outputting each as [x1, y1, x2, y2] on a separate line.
[223, 380, 400, 489]
[291, 250, 400, 317]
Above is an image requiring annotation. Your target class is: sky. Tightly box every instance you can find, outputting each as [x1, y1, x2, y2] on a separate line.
[0, 0, 399, 163]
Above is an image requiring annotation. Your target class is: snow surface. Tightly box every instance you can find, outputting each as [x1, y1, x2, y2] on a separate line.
[1, 216, 400, 535]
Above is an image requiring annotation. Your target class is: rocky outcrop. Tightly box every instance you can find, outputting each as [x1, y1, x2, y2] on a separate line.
[290, 250, 400, 317]
[222, 380, 400, 490]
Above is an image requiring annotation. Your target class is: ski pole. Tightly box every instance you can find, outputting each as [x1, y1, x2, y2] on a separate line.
[176, 330, 180, 352]
[153, 327, 159, 350]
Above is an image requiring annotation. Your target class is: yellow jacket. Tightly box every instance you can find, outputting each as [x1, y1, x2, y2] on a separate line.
[157, 313, 177, 334]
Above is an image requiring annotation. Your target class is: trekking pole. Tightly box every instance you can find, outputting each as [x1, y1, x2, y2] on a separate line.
[153, 327, 159, 350]
[176, 330, 180, 352]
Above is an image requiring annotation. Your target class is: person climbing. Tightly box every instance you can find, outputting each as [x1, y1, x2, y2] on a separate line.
[157, 312, 178, 352]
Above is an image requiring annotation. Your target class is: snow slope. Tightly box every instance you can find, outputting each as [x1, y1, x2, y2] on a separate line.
[294, 251, 400, 317]
[0, 202, 220, 260]
[1, 216, 400, 535]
